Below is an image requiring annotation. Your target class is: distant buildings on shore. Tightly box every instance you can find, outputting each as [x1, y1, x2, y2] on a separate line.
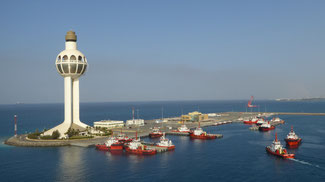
[181, 111, 209, 123]
[275, 97, 325, 102]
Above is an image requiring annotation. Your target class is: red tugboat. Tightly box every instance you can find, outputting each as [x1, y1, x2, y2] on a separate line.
[243, 117, 258, 125]
[125, 133, 157, 155]
[116, 129, 133, 144]
[156, 132, 175, 151]
[189, 122, 217, 140]
[266, 133, 295, 159]
[96, 137, 124, 151]
[149, 127, 163, 138]
[256, 118, 265, 126]
[259, 121, 275, 132]
[284, 126, 302, 147]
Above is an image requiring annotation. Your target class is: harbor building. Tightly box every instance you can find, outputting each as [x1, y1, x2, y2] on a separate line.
[44, 31, 89, 138]
[181, 111, 209, 122]
[94, 120, 124, 129]
[126, 119, 145, 126]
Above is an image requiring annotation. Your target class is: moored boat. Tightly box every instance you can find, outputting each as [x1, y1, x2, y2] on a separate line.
[284, 126, 302, 147]
[156, 132, 175, 151]
[96, 137, 124, 151]
[256, 118, 265, 126]
[125, 139, 157, 155]
[266, 133, 295, 159]
[259, 121, 275, 131]
[270, 117, 283, 123]
[243, 117, 258, 124]
[189, 122, 217, 140]
[172, 124, 190, 133]
[116, 132, 133, 144]
[149, 127, 163, 138]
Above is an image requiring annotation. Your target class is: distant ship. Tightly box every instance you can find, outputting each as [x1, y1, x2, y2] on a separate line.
[276, 97, 325, 102]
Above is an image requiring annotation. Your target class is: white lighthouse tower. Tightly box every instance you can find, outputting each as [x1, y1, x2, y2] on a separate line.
[44, 31, 88, 137]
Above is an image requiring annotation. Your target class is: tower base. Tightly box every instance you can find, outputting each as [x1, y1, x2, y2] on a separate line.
[43, 121, 89, 139]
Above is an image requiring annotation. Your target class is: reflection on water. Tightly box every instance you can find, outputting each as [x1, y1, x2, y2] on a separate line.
[56, 147, 86, 182]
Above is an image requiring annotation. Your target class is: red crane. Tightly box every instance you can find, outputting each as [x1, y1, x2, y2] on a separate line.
[247, 96, 257, 108]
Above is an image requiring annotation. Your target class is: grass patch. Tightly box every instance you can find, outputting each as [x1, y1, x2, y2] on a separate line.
[68, 136, 94, 140]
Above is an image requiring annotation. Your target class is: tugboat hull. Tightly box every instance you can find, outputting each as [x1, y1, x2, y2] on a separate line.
[96, 144, 123, 151]
[156, 145, 175, 151]
[266, 147, 295, 159]
[285, 138, 302, 147]
[125, 147, 157, 155]
[189, 133, 217, 140]
[110, 144, 124, 151]
[149, 133, 163, 138]
[243, 121, 257, 125]
[96, 144, 109, 151]
[259, 126, 275, 132]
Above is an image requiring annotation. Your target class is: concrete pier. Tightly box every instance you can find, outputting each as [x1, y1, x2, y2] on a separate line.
[4, 111, 250, 147]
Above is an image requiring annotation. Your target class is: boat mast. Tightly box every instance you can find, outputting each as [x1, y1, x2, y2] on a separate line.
[275, 132, 278, 142]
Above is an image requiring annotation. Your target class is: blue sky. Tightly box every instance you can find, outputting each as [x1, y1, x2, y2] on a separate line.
[1, 0, 325, 104]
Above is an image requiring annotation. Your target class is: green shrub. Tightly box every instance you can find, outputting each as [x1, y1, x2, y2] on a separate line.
[40, 135, 53, 140]
[69, 135, 94, 140]
[65, 128, 79, 137]
[27, 133, 39, 139]
[27, 129, 42, 139]
[52, 130, 60, 139]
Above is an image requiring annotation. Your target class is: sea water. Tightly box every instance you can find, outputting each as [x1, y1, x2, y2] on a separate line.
[0, 101, 324, 181]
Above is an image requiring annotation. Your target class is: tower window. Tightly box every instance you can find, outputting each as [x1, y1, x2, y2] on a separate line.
[62, 63, 69, 73]
[70, 55, 76, 62]
[78, 56, 83, 62]
[77, 64, 83, 73]
[57, 64, 63, 74]
[63, 55, 68, 62]
[70, 63, 77, 73]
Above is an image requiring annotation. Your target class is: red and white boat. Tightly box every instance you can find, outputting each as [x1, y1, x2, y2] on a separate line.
[256, 118, 265, 126]
[96, 137, 124, 151]
[125, 138, 157, 155]
[189, 122, 217, 140]
[243, 117, 258, 124]
[266, 133, 295, 159]
[259, 121, 275, 131]
[172, 124, 191, 133]
[149, 127, 163, 138]
[270, 117, 285, 124]
[156, 133, 175, 151]
[284, 126, 302, 147]
[116, 132, 133, 144]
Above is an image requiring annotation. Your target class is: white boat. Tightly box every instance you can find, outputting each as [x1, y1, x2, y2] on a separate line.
[256, 118, 265, 125]
[156, 133, 175, 150]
